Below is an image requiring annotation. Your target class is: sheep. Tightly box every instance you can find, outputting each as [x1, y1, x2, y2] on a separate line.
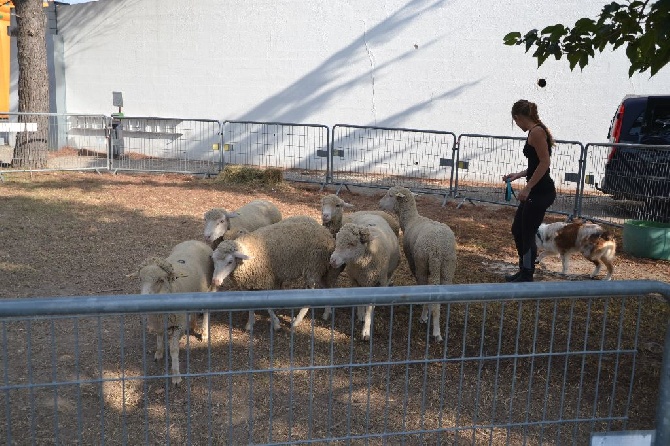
[128, 240, 214, 385]
[203, 199, 282, 248]
[329, 216, 401, 340]
[320, 194, 400, 238]
[210, 216, 341, 332]
[379, 186, 457, 342]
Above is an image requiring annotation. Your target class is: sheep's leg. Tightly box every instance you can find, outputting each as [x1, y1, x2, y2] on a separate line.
[360, 305, 374, 341]
[356, 305, 367, 323]
[200, 312, 210, 342]
[268, 310, 281, 331]
[291, 307, 310, 327]
[155, 334, 164, 361]
[321, 306, 332, 321]
[169, 331, 182, 385]
[245, 311, 255, 331]
[420, 305, 430, 324]
[429, 303, 443, 342]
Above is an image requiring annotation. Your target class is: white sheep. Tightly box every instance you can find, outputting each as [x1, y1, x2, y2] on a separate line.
[128, 240, 214, 385]
[320, 194, 400, 238]
[329, 217, 400, 340]
[379, 186, 457, 342]
[211, 216, 341, 331]
[203, 199, 282, 248]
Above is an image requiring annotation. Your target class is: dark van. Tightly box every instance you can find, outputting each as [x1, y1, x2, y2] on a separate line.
[599, 95, 670, 221]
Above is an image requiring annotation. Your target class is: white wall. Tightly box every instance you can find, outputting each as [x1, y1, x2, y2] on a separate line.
[54, 0, 670, 144]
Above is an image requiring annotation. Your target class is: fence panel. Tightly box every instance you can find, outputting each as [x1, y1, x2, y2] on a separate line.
[579, 143, 670, 226]
[109, 117, 222, 175]
[0, 282, 667, 445]
[221, 121, 330, 185]
[0, 112, 109, 173]
[454, 134, 584, 217]
[331, 125, 457, 195]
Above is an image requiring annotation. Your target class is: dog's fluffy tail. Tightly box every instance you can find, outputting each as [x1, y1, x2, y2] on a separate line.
[600, 230, 615, 241]
[587, 230, 614, 243]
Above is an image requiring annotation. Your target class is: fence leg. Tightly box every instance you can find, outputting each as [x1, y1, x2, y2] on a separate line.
[655, 319, 670, 446]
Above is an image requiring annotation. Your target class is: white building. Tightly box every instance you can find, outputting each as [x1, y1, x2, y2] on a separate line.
[11, 0, 670, 144]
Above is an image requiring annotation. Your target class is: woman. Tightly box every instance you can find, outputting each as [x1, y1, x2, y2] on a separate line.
[502, 99, 556, 282]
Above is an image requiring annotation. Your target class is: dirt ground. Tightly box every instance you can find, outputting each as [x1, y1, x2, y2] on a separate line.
[0, 170, 668, 445]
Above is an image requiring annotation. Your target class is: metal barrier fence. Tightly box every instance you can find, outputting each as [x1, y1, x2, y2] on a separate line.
[331, 124, 457, 196]
[2, 112, 668, 225]
[0, 281, 667, 445]
[110, 116, 222, 176]
[221, 121, 330, 185]
[577, 143, 670, 226]
[453, 134, 585, 218]
[0, 112, 109, 172]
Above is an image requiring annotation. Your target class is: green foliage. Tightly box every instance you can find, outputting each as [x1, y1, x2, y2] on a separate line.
[503, 0, 670, 77]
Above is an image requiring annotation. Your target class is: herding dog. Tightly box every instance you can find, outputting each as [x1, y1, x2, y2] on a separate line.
[535, 221, 616, 280]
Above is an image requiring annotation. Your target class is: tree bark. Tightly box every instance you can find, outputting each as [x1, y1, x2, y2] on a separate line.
[13, 0, 49, 169]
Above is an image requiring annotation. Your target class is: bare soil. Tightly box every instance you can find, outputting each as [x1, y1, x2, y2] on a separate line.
[0, 171, 668, 445]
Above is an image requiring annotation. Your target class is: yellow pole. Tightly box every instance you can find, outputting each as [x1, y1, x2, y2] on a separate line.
[0, 2, 11, 113]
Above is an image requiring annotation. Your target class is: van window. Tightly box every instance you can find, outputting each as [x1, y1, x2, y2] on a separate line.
[649, 104, 670, 140]
[626, 111, 644, 139]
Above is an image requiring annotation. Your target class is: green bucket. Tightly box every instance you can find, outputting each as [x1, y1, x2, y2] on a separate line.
[622, 220, 670, 260]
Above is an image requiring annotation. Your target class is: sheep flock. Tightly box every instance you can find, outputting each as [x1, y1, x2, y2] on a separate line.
[129, 189, 458, 384]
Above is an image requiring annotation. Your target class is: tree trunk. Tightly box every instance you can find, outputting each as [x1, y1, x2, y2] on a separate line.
[13, 0, 49, 169]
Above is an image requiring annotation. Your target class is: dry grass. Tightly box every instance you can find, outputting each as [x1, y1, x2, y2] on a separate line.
[0, 170, 667, 445]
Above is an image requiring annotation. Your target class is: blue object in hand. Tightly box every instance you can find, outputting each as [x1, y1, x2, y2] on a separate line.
[505, 178, 513, 201]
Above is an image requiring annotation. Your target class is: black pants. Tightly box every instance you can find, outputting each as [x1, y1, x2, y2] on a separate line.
[511, 189, 556, 269]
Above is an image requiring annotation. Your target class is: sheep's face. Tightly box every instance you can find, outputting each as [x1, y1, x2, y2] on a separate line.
[211, 244, 249, 287]
[379, 187, 406, 213]
[203, 211, 229, 244]
[330, 224, 370, 268]
[136, 264, 174, 295]
[321, 195, 353, 225]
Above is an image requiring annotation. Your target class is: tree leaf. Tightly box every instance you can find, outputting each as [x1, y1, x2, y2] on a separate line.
[567, 51, 581, 69]
[503, 0, 669, 77]
[503, 31, 522, 45]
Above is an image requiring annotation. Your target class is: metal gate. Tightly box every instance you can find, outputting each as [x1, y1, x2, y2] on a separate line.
[453, 134, 584, 217]
[221, 121, 330, 185]
[0, 281, 667, 445]
[0, 112, 109, 173]
[331, 124, 457, 196]
[109, 116, 222, 175]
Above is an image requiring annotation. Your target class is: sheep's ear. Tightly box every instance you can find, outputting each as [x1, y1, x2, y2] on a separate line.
[224, 212, 240, 230]
[394, 191, 405, 198]
[359, 227, 371, 244]
[343, 201, 354, 209]
[234, 252, 251, 261]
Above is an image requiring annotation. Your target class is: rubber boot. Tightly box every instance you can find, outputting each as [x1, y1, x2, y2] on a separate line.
[510, 267, 534, 282]
[505, 258, 523, 282]
[511, 249, 536, 282]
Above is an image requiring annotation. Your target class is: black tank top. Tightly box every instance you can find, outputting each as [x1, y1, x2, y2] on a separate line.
[523, 125, 554, 194]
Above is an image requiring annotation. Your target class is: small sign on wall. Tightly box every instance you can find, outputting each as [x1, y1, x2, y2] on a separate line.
[0, 122, 38, 132]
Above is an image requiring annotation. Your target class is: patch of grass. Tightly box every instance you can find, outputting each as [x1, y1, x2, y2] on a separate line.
[215, 165, 284, 186]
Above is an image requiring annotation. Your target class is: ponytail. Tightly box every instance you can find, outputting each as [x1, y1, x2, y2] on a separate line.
[512, 99, 554, 147]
